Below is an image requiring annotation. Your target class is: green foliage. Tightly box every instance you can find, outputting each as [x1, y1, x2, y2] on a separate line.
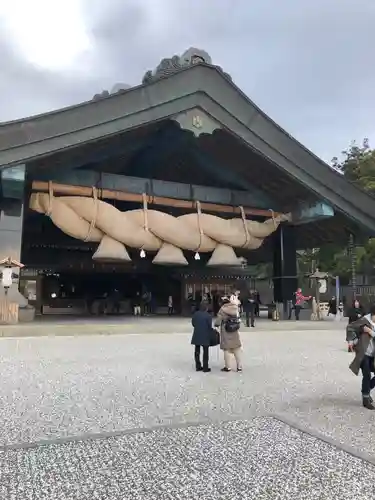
[298, 139, 375, 279]
[332, 138, 375, 194]
[297, 245, 359, 283]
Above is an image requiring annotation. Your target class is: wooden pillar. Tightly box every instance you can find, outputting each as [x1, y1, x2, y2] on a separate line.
[273, 225, 297, 317]
[0, 294, 19, 324]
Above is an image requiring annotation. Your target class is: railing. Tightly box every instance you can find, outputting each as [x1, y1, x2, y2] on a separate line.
[341, 285, 375, 297]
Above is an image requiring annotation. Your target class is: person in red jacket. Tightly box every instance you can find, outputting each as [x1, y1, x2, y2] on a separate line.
[293, 288, 312, 320]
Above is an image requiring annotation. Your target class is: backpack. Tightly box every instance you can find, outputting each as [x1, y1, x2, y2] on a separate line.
[224, 316, 240, 333]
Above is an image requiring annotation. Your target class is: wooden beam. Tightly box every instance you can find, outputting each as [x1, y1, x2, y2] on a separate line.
[31, 181, 283, 218]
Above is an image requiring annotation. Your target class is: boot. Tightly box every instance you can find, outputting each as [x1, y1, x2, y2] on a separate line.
[362, 396, 375, 410]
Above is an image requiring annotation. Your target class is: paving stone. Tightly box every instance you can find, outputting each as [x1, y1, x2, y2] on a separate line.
[1, 417, 373, 500]
[0, 322, 373, 497]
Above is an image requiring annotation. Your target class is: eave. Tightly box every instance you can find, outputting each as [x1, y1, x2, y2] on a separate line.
[1, 63, 375, 234]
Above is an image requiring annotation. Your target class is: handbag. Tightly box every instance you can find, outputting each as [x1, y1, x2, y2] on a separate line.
[346, 317, 371, 343]
[210, 328, 220, 347]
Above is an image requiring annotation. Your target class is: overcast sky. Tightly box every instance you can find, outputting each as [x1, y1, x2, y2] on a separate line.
[0, 0, 374, 162]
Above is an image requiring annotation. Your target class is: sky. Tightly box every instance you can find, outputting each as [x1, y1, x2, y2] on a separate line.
[0, 0, 374, 163]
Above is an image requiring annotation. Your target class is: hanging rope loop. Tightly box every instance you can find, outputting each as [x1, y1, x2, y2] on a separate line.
[139, 192, 149, 252]
[142, 193, 149, 232]
[269, 208, 276, 229]
[240, 206, 250, 248]
[46, 181, 54, 217]
[195, 200, 203, 253]
[84, 186, 98, 242]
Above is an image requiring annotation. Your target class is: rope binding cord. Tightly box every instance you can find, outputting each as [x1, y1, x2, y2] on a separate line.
[84, 186, 99, 242]
[240, 206, 250, 248]
[269, 208, 277, 229]
[194, 200, 203, 260]
[46, 181, 54, 217]
[140, 193, 148, 258]
[142, 193, 149, 232]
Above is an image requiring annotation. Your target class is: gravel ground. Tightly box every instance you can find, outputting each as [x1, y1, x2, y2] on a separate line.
[0, 325, 372, 452]
[0, 323, 375, 500]
[2, 417, 374, 500]
[0, 316, 345, 337]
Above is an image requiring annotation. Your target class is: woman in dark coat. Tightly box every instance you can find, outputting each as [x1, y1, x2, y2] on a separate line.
[328, 296, 337, 316]
[348, 299, 365, 324]
[191, 302, 214, 372]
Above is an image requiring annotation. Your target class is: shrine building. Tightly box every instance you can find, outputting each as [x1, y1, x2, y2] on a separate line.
[1, 48, 375, 320]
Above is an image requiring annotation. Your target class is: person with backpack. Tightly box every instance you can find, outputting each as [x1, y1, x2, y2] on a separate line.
[214, 296, 242, 372]
[348, 304, 375, 410]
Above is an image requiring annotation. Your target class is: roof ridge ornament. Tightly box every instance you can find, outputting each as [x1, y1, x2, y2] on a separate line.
[92, 83, 132, 101]
[92, 47, 231, 100]
[142, 47, 232, 85]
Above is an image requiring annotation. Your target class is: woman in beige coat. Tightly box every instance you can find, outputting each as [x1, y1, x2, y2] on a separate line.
[214, 297, 242, 372]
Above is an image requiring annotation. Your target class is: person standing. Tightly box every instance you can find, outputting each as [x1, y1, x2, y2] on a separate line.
[142, 291, 151, 315]
[215, 297, 242, 372]
[347, 299, 365, 352]
[133, 292, 141, 316]
[230, 289, 241, 306]
[167, 295, 173, 315]
[348, 299, 365, 323]
[191, 302, 214, 372]
[328, 296, 337, 316]
[212, 292, 220, 316]
[255, 291, 261, 317]
[293, 288, 312, 320]
[349, 305, 375, 410]
[243, 289, 257, 327]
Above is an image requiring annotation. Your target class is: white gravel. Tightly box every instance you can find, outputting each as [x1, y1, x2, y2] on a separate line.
[0, 324, 373, 458]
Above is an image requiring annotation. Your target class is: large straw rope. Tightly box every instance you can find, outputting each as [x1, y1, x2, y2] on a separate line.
[29, 191, 290, 265]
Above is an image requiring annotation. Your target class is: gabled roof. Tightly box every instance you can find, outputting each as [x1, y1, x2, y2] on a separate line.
[1, 59, 375, 234]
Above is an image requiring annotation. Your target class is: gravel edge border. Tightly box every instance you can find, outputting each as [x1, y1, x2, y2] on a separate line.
[1, 411, 374, 468]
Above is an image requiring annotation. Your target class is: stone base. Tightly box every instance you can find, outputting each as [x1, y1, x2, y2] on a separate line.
[18, 306, 35, 323]
[0, 298, 19, 324]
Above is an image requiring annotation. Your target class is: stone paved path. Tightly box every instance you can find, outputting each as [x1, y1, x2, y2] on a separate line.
[2, 417, 374, 500]
[0, 320, 373, 499]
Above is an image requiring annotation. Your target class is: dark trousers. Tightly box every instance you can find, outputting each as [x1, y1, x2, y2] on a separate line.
[245, 309, 255, 327]
[168, 306, 173, 315]
[361, 355, 375, 396]
[294, 305, 302, 320]
[288, 302, 293, 320]
[194, 345, 209, 370]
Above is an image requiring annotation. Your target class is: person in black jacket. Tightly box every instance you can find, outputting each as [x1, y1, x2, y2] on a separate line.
[191, 302, 214, 372]
[328, 296, 337, 316]
[243, 289, 258, 327]
[348, 299, 365, 324]
[347, 299, 365, 352]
